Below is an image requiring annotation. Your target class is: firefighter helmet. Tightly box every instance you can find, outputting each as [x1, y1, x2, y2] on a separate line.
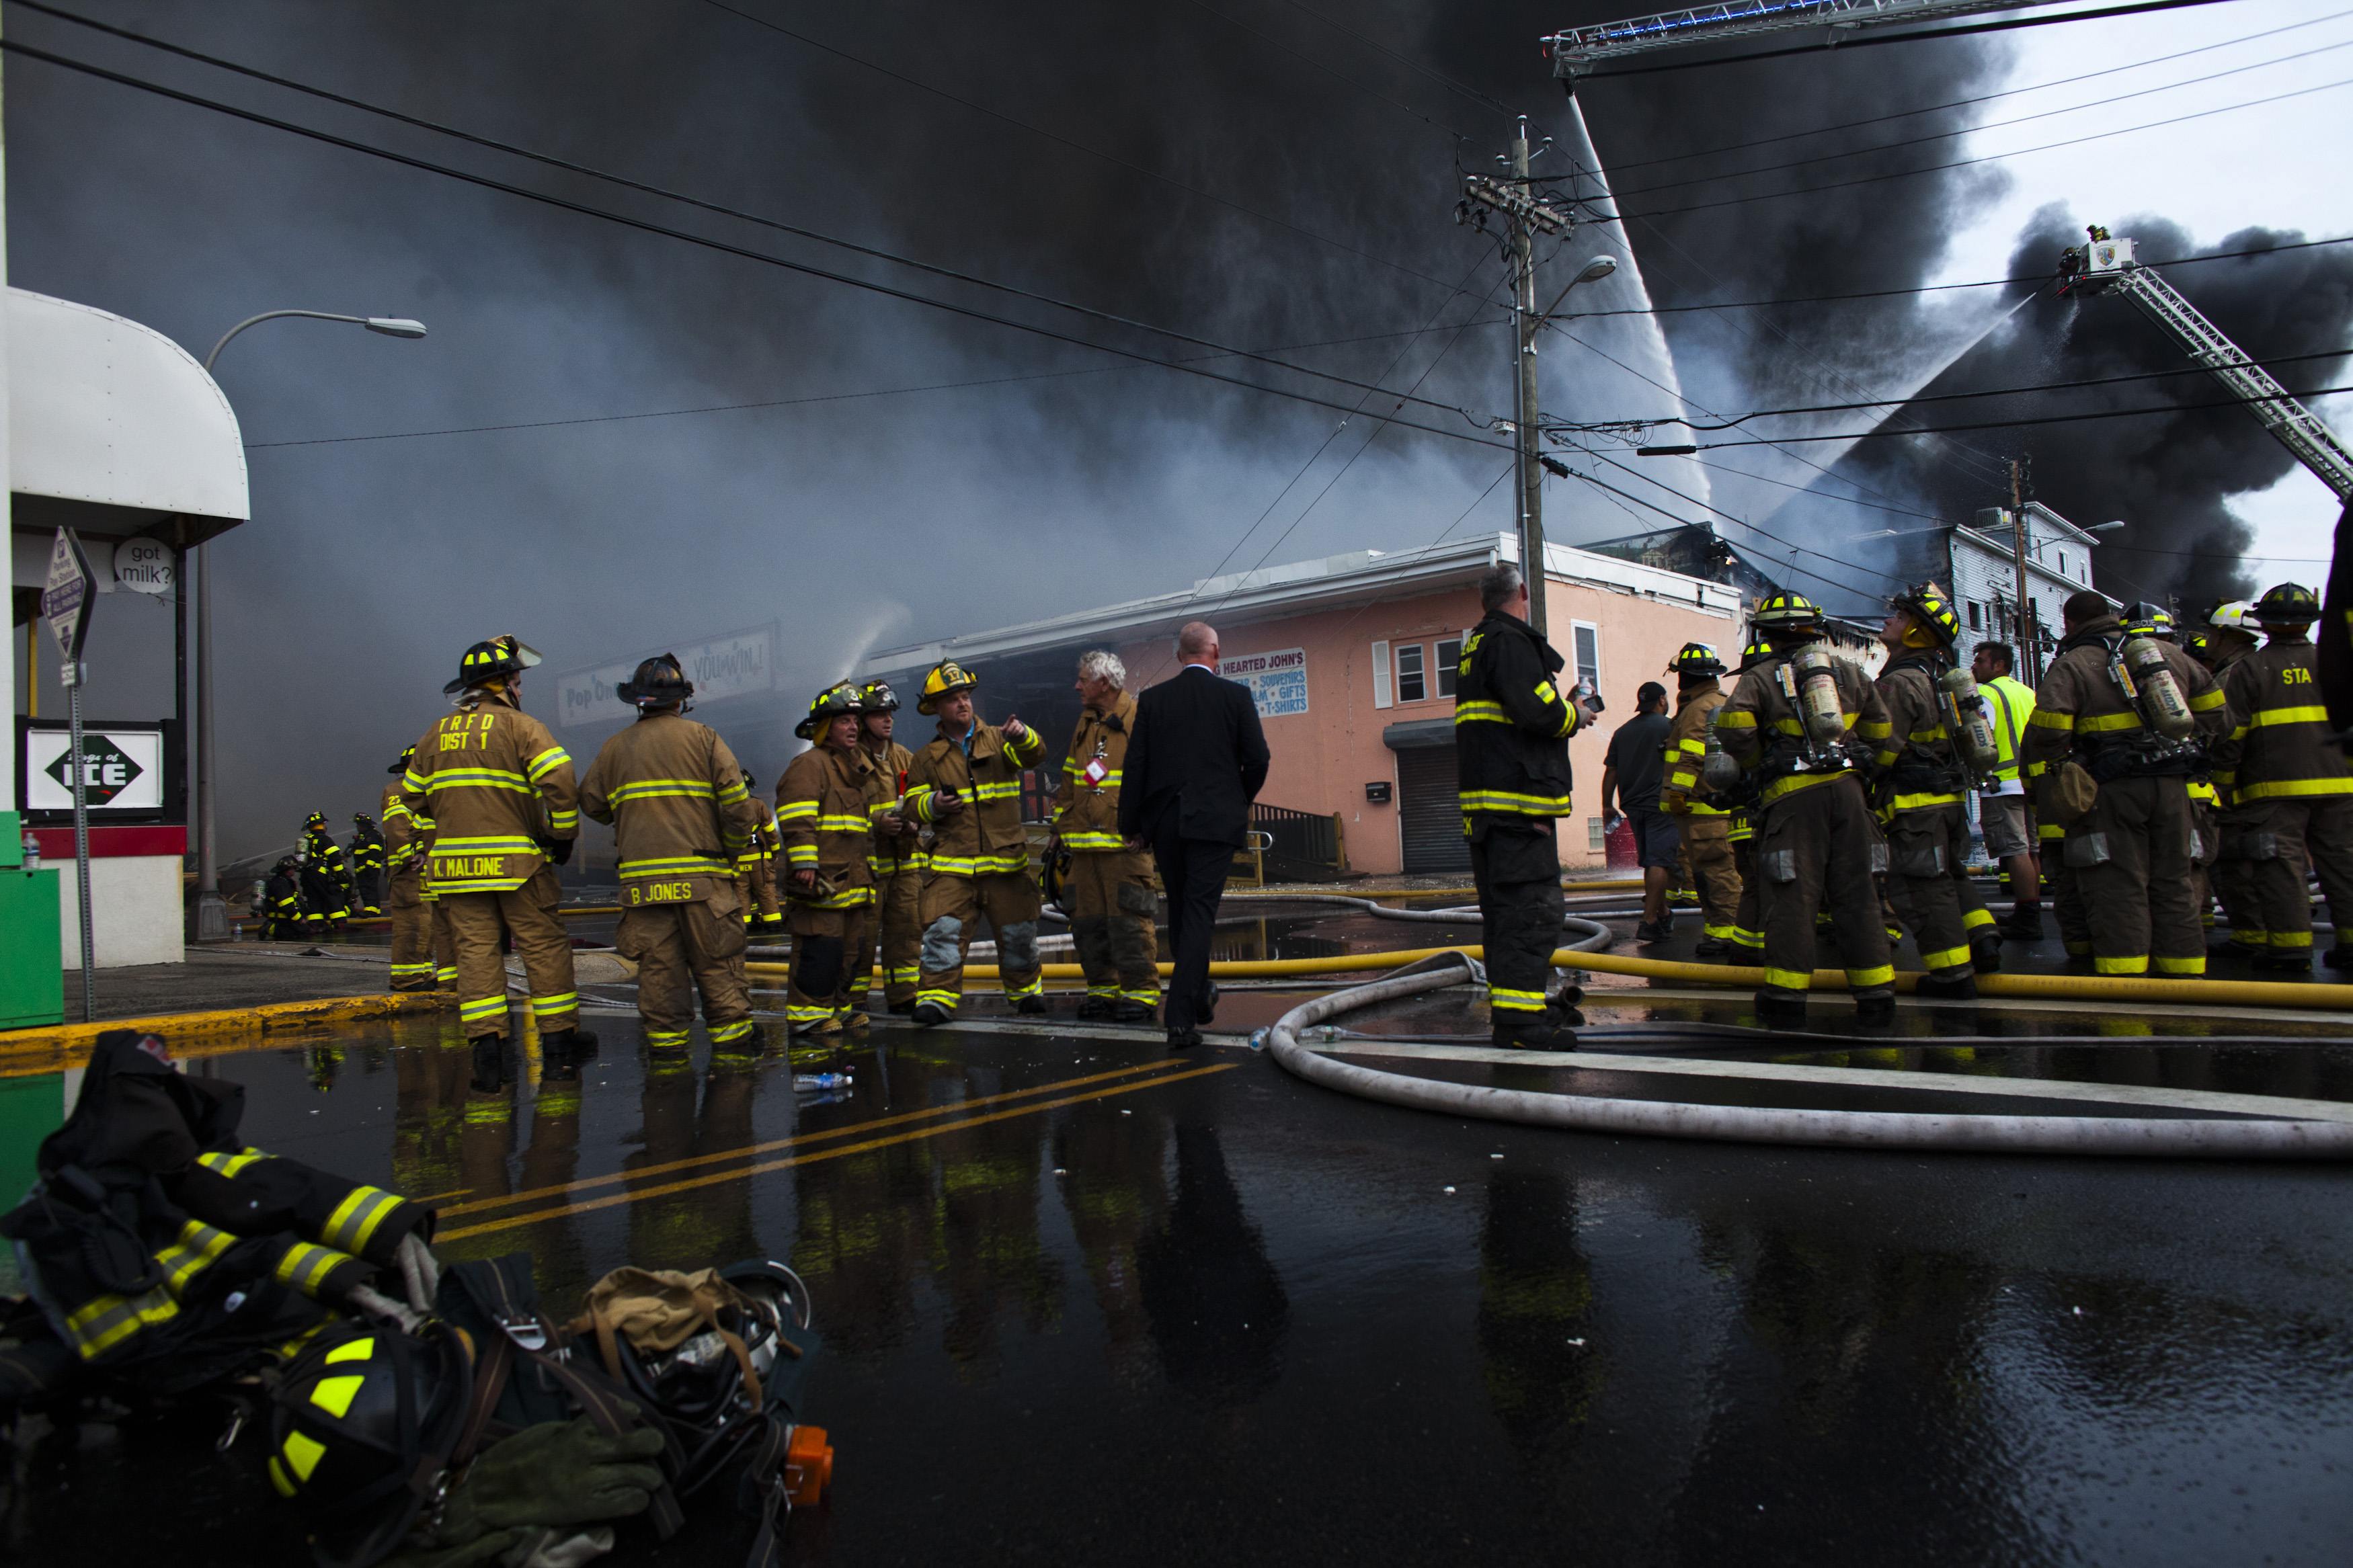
[2210, 600, 2258, 632]
[2184, 629, 2212, 663]
[858, 680, 901, 714]
[616, 652, 694, 708]
[386, 746, 413, 777]
[304, 812, 328, 831]
[2122, 602, 2175, 640]
[442, 634, 543, 696]
[1666, 641, 1726, 677]
[1735, 635, 1775, 671]
[917, 660, 979, 715]
[1750, 592, 1824, 634]
[1892, 581, 1962, 648]
[352, 811, 374, 825]
[1040, 839, 1072, 914]
[2255, 582, 2321, 623]
[267, 1319, 475, 1568]
[275, 855, 301, 875]
[796, 682, 865, 741]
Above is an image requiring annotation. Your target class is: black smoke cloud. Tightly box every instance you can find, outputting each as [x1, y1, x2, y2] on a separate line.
[1827, 206, 2353, 606]
[7, 0, 2028, 854]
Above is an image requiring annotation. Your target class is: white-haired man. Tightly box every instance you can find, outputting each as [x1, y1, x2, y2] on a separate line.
[1053, 650, 1160, 1022]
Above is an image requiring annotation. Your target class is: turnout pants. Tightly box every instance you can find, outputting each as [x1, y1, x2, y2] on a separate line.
[1728, 831, 1763, 956]
[387, 872, 435, 991]
[2214, 802, 2268, 950]
[439, 875, 580, 1040]
[2042, 821, 2093, 958]
[619, 890, 754, 1050]
[1882, 801, 1995, 977]
[354, 868, 385, 917]
[873, 867, 922, 1007]
[301, 868, 348, 932]
[1150, 819, 1236, 1037]
[1066, 849, 1161, 1009]
[1469, 816, 1565, 1019]
[1755, 776, 1894, 998]
[2243, 794, 2353, 956]
[916, 871, 1043, 1019]
[787, 902, 873, 1032]
[428, 899, 458, 989]
[2064, 774, 2203, 976]
[737, 861, 783, 927]
[1681, 815, 1743, 945]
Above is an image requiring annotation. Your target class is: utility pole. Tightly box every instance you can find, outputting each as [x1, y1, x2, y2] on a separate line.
[1460, 118, 1570, 636]
[2009, 458, 2036, 682]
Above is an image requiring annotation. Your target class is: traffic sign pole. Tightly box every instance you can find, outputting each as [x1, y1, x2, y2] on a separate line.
[62, 660, 94, 1021]
[44, 528, 97, 1020]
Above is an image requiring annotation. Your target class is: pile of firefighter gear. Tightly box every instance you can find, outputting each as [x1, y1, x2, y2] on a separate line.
[0, 1033, 831, 1567]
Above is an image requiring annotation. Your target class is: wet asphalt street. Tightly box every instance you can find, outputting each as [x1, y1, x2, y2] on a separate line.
[9, 977, 2353, 1567]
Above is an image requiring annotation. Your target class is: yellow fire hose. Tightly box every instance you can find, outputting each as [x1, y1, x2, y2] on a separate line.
[747, 942, 2353, 1009]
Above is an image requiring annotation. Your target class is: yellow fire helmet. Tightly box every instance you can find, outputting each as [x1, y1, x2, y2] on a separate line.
[796, 682, 865, 741]
[1665, 641, 1726, 677]
[1892, 580, 1961, 648]
[917, 659, 980, 715]
[1750, 591, 1823, 632]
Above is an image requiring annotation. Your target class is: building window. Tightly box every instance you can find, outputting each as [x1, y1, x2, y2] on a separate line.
[1570, 622, 1601, 695]
[1589, 816, 1607, 855]
[1371, 640, 1392, 708]
[2057, 550, 2067, 579]
[1394, 643, 1427, 704]
[1966, 600, 1982, 630]
[1436, 637, 1462, 699]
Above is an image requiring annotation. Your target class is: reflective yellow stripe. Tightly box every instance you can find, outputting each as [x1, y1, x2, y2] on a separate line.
[608, 780, 717, 800]
[775, 800, 820, 820]
[530, 992, 577, 1015]
[1460, 790, 1574, 815]
[1919, 944, 1970, 971]
[417, 768, 534, 792]
[2249, 704, 2331, 727]
[2028, 709, 2075, 730]
[275, 1241, 350, 1298]
[2188, 686, 2229, 712]
[618, 856, 733, 877]
[1064, 832, 1127, 850]
[1715, 710, 1756, 728]
[1453, 700, 1510, 725]
[524, 747, 571, 782]
[2093, 954, 2149, 975]
[320, 1188, 403, 1256]
[2236, 777, 2353, 799]
[817, 815, 871, 831]
[1762, 966, 1812, 991]
[197, 1147, 268, 1178]
[1888, 790, 1962, 812]
[65, 1286, 180, 1359]
[2078, 711, 2144, 733]
[434, 835, 539, 853]
[2152, 954, 2206, 975]
[1845, 964, 1894, 988]
[156, 1220, 237, 1296]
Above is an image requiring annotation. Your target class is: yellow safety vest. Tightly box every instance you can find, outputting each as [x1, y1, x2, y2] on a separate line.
[1981, 673, 2035, 786]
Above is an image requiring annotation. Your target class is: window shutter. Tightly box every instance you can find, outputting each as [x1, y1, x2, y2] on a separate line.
[1371, 641, 1392, 709]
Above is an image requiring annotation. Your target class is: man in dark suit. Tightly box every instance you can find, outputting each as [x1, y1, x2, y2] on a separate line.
[1119, 621, 1271, 1049]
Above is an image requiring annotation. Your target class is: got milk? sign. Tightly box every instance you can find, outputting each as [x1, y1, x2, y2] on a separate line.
[1219, 647, 1308, 718]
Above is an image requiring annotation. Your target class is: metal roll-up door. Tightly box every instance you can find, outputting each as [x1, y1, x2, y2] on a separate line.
[1395, 747, 1470, 874]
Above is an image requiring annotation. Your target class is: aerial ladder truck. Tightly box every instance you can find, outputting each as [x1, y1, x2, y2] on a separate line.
[2059, 231, 2353, 503]
[1540, 1, 2353, 503]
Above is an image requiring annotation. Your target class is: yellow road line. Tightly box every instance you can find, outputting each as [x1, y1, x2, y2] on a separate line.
[438, 1061, 1234, 1242]
[440, 1059, 1178, 1218]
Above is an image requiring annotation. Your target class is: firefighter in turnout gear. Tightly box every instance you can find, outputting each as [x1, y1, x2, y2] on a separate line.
[2204, 599, 2272, 954]
[735, 772, 786, 934]
[1659, 642, 1744, 958]
[1053, 651, 1160, 1022]
[2212, 583, 2353, 971]
[381, 749, 438, 991]
[2128, 605, 2230, 943]
[903, 660, 1049, 1025]
[857, 681, 923, 1014]
[1717, 591, 1898, 1024]
[777, 684, 881, 1034]
[1720, 637, 1772, 958]
[2020, 590, 2231, 977]
[403, 635, 591, 1050]
[348, 812, 387, 916]
[580, 654, 762, 1051]
[261, 855, 306, 939]
[1455, 563, 1594, 1050]
[1872, 581, 2000, 997]
[298, 812, 350, 934]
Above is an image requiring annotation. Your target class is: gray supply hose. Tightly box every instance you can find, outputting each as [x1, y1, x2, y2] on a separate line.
[1264, 954, 2353, 1159]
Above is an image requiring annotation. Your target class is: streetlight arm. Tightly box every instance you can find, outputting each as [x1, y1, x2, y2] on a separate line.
[204, 310, 374, 372]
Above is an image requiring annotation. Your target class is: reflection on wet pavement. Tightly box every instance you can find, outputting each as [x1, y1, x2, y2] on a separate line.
[7, 985, 2353, 1565]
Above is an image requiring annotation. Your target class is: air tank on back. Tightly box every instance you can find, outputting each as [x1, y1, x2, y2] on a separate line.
[1939, 666, 2003, 775]
[1790, 645, 1846, 745]
[2122, 636, 2196, 740]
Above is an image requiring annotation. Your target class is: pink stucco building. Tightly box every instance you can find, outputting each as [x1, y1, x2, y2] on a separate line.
[860, 533, 1741, 875]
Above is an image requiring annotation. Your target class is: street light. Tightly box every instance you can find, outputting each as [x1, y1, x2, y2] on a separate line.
[1537, 254, 1617, 323]
[190, 311, 427, 941]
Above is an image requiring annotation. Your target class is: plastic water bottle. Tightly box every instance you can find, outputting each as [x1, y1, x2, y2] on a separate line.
[1247, 1028, 1269, 1053]
[19, 830, 38, 872]
[793, 1072, 852, 1093]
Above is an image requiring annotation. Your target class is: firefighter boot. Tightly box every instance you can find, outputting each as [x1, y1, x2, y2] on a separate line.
[1913, 971, 1979, 1001]
[1852, 987, 1899, 1031]
[1753, 987, 1808, 1030]
[1492, 1011, 1577, 1051]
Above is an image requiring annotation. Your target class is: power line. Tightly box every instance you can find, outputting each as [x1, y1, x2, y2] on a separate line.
[1570, 0, 2246, 83]
[1603, 38, 2353, 203]
[1595, 5, 2353, 177]
[1679, 382, 2353, 448]
[3, 38, 1523, 458]
[1611, 75, 2353, 222]
[1559, 237, 2353, 317]
[688, 0, 1468, 297]
[5, 3, 1489, 429]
